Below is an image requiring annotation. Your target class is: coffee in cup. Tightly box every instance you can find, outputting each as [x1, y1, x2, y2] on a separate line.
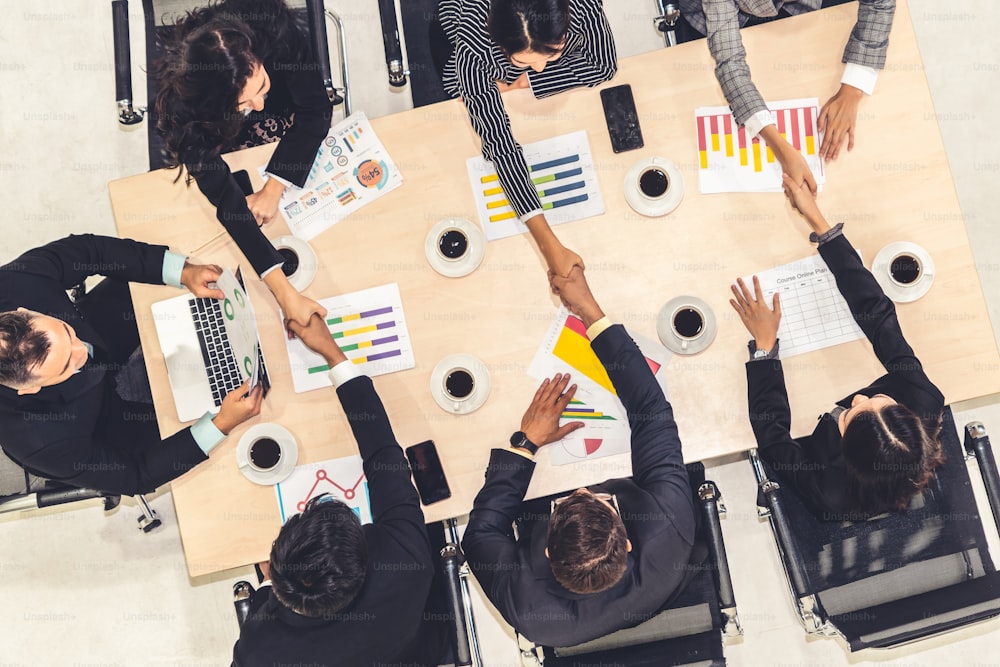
[889, 252, 922, 287]
[444, 368, 475, 400]
[249, 437, 282, 471]
[638, 167, 669, 199]
[278, 247, 300, 278]
[438, 229, 469, 261]
[672, 306, 705, 351]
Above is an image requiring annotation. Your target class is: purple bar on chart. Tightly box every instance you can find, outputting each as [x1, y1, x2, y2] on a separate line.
[366, 349, 403, 362]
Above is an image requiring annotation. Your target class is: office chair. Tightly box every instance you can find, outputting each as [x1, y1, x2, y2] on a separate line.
[233, 517, 478, 666]
[111, 0, 349, 170]
[515, 463, 739, 667]
[750, 406, 1000, 651]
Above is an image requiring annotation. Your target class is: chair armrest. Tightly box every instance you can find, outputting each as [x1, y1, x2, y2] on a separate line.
[965, 421, 1000, 536]
[112, 0, 143, 124]
[441, 542, 473, 666]
[233, 581, 255, 628]
[698, 481, 742, 637]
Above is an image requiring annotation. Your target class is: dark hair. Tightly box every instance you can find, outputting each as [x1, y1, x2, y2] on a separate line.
[842, 404, 944, 514]
[0, 311, 50, 388]
[488, 0, 570, 56]
[546, 493, 628, 594]
[269, 496, 368, 618]
[151, 0, 307, 169]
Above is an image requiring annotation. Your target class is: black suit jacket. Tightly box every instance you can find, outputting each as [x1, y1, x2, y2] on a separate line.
[0, 235, 208, 495]
[462, 325, 696, 647]
[189, 4, 334, 276]
[748, 233, 945, 517]
[232, 375, 443, 666]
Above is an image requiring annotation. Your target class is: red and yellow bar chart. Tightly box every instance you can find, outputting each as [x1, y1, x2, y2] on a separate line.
[695, 98, 825, 194]
[466, 130, 605, 241]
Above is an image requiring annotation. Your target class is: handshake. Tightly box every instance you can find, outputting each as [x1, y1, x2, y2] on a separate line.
[547, 265, 606, 330]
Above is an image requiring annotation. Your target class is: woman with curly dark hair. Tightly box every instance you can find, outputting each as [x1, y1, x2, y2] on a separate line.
[151, 0, 331, 325]
[730, 175, 945, 520]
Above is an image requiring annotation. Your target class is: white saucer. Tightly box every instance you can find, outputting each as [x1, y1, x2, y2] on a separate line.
[430, 354, 491, 415]
[273, 236, 318, 292]
[871, 242, 935, 303]
[425, 218, 486, 278]
[624, 157, 684, 217]
[236, 422, 299, 485]
[656, 296, 717, 355]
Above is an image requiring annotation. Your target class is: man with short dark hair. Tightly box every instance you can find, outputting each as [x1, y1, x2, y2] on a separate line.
[0, 234, 263, 496]
[231, 312, 450, 666]
[462, 267, 697, 647]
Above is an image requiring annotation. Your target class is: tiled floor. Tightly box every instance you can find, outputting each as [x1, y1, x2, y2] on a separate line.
[1, 1, 999, 665]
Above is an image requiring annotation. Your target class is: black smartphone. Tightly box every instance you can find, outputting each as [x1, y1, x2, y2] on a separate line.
[405, 440, 452, 505]
[600, 84, 644, 153]
[232, 169, 254, 196]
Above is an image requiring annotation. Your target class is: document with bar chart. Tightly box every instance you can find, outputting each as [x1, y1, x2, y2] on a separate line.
[695, 98, 826, 194]
[283, 283, 415, 393]
[465, 130, 605, 241]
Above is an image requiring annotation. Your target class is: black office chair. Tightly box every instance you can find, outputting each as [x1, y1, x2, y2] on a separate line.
[233, 517, 478, 666]
[111, 0, 348, 170]
[750, 406, 1000, 651]
[515, 462, 739, 667]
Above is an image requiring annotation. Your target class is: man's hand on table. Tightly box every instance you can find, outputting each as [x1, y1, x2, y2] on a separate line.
[519, 373, 584, 447]
[213, 379, 264, 435]
[818, 84, 863, 162]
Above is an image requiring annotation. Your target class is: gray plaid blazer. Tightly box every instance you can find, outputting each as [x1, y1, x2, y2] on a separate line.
[682, 0, 896, 124]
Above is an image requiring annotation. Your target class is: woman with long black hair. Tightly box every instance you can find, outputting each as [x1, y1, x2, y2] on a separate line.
[152, 0, 331, 324]
[438, 0, 618, 278]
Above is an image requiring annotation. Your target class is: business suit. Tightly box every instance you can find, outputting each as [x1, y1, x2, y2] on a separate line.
[681, 0, 896, 126]
[0, 235, 208, 496]
[186, 0, 334, 277]
[232, 374, 448, 666]
[462, 324, 696, 648]
[748, 232, 944, 517]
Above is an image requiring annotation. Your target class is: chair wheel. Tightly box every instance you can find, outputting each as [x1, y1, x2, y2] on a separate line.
[137, 511, 162, 533]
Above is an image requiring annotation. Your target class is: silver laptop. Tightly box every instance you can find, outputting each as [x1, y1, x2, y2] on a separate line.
[151, 268, 270, 422]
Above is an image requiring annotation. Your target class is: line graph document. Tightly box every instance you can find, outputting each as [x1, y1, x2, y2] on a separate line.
[275, 455, 371, 525]
[741, 253, 864, 358]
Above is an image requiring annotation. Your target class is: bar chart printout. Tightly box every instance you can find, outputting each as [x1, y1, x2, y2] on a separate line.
[696, 98, 826, 194]
[275, 455, 372, 525]
[741, 252, 865, 358]
[466, 130, 605, 241]
[284, 283, 416, 393]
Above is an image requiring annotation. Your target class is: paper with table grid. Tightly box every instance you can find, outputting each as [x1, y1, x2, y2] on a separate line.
[741, 252, 865, 358]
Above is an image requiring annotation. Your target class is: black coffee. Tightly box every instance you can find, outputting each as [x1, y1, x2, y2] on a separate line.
[439, 229, 469, 259]
[445, 369, 475, 398]
[673, 308, 704, 339]
[890, 254, 921, 284]
[639, 168, 669, 198]
[278, 248, 300, 277]
[250, 437, 281, 469]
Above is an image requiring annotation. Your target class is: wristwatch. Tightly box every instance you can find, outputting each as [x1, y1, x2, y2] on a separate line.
[753, 348, 771, 359]
[510, 431, 539, 455]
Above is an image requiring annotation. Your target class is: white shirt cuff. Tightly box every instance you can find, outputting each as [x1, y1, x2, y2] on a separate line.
[841, 63, 878, 96]
[162, 251, 188, 288]
[585, 316, 614, 341]
[518, 208, 544, 224]
[259, 263, 283, 279]
[743, 109, 775, 139]
[328, 359, 363, 388]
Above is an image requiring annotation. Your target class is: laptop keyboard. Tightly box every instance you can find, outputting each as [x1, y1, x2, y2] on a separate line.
[189, 298, 268, 406]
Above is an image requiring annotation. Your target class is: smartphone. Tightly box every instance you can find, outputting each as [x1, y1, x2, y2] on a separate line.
[405, 440, 452, 505]
[232, 169, 254, 197]
[600, 84, 644, 153]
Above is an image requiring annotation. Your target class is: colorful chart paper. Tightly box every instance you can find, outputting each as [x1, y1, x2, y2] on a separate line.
[696, 98, 826, 194]
[283, 283, 415, 393]
[268, 111, 403, 241]
[466, 130, 605, 241]
[214, 267, 260, 387]
[275, 455, 372, 525]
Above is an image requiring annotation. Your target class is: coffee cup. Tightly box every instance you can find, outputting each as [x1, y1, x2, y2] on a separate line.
[444, 368, 476, 409]
[888, 252, 922, 288]
[638, 167, 670, 199]
[248, 436, 282, 472]
[671, 305, 705, 351]
[437, 228, 469, 262]
[277, 247, 300, 278]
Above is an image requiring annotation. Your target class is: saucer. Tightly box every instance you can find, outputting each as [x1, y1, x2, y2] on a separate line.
[656, 296, 717, 356]
[871, 242, 935, 303]
[430, 354, 491, 415]
[425, 218, 486, 278]
[236, 422, 299, 485]
[624, 157, 684, 217]
[273, 236, 318, 292]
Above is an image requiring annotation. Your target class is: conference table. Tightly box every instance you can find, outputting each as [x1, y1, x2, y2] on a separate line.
[109, 0, 1000, 577]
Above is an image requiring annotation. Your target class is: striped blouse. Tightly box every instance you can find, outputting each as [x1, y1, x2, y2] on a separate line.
[440, 0, 617, 220]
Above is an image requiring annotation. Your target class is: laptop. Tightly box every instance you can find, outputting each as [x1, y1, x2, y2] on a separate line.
[151, 267, 270, 422]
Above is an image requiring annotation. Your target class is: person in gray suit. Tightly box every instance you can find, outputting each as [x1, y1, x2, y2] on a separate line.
[680, 0, 895, 183]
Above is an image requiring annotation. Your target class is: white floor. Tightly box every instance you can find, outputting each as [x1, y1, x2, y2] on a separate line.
[1, 1, 999, 665]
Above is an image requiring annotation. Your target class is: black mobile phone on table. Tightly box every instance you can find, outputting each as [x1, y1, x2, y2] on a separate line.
[232, 169, 254, 196]
[405, 440, 452, 505]
[600, 84, 644, 153]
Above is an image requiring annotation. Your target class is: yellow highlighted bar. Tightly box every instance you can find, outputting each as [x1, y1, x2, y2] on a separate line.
[766, 146, 774, 163]
[752, 142, 762, 172]
[480, 174, 499, 184]
[725, 133, 734, 157]
[486, 199, 509, 210]
[739, 148, 747, 167]
[483, 186, 503, 196]
[336, 323, 378, 339]
[711, 133, 720, 152]
[699, 151, 708, 169]
[489, 210, 517, 223]
[806, 136, 815, 155]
